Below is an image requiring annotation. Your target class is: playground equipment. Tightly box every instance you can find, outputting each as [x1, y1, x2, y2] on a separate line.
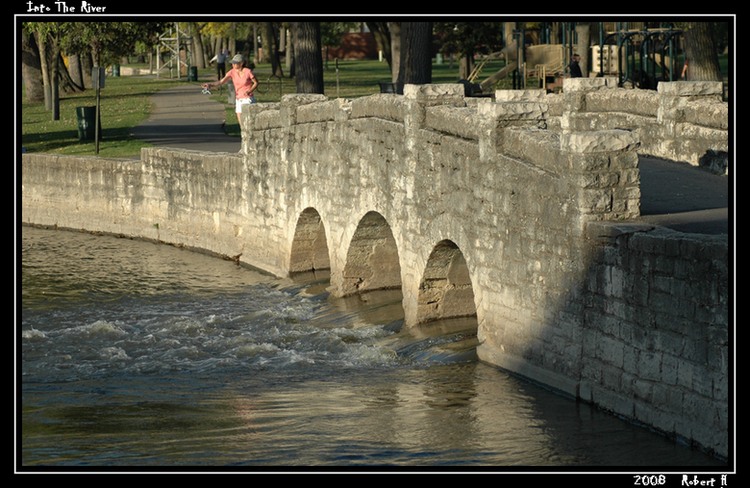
[467, 23, 684, 94]
[464, 43, 563, 94]
[155, 22, 197, 80]
[596, 27, 684, 89]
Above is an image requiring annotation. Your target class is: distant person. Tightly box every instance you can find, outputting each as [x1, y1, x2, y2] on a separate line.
[568, 53, 583, 78]
[681, 59, 689, 80]
[216, 49, 229, 80]
[203, 54, 258, 124]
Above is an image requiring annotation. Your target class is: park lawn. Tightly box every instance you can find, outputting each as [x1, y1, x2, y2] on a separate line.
[18, 58, 514, 156]
[21, 75, 185, 158]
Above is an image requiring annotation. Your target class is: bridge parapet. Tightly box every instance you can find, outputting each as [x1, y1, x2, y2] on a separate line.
[559, 78, 728, 174]
[242, 84, 642, 231]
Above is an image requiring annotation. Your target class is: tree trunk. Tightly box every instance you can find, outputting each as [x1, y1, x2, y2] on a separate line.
[682, 22, 722, 82]
[68, 53, 84, 90]
[575, 23, 591, 77]
[396, 22, 432, 93]
[502, 22, 517, 61]
[58, 53, 83, 94]
[264, 22, 284, 77]
[211, 36, 219, 57]
[34, 31, 52, 110]
[294, 22, 324, 94]
[286, 22, 297, 78]
[188, 22, 205, 69]
[50, 38, 61, 120]
[283, 24, 294, 72]
[366, 21, 394, 74]
[81, 50, 93, 88]
[459, 53, 473, 80]
[251, 24, 258, 62]
[388, 22, 400, 82]
[21, 28, 44, 102]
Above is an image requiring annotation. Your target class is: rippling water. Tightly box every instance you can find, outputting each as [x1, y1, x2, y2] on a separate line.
[18, 226, 727, 470]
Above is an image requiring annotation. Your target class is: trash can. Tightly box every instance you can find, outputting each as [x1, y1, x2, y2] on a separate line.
[111, 64, 120, 77]
[188, 66, 198, 81]
[76, 106, 100, 142]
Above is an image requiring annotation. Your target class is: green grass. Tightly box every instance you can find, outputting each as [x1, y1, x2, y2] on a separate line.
[21, 76, 185, 158]
[23, 59, 473, 153]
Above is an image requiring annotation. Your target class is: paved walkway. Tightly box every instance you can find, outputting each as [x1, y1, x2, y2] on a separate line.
[131, 79, 730, 236]
[637, 157, 729, 235]
[131, 75, 240, 153]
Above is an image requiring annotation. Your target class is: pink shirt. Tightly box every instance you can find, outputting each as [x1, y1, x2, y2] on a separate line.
[227, 68, 257, 99]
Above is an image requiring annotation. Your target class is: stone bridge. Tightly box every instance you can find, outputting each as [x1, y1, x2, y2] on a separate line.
[21, 78, 729, 459]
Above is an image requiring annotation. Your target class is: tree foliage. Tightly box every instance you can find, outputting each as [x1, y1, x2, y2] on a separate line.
[433, 22, 504, 79]
[52, 22, 167, 65]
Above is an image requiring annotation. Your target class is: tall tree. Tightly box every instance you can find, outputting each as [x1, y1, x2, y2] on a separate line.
[23, 22, 167, 119]
[66, 52, 84, 90]
[186, 22, 207, 69]
[366, 21, 393, 71]
[21, 27, 44, 102]
[681, 21, 723, 81]
[26, 23, 64, 117]
[388, 22, 401, 83]
[575, 23, 591, 78]
[395, 22, 433, 94]
[260, 22, 284, 77]
[294, 22, 324, 94]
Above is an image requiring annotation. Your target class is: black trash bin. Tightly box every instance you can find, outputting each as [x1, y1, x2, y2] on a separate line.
[188, 66, 198, 81]
[76, 106, 100, 142]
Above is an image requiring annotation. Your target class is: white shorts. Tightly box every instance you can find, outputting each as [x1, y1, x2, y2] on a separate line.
[235, 96, 256, 114]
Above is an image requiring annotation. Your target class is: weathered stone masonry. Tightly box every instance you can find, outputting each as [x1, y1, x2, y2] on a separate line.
[21, 79, 729, 459]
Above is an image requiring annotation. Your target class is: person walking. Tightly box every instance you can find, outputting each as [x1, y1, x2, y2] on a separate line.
[203, 54, 259, 124]
[216, 49, 229, 80]
[568, 53, 583, 78]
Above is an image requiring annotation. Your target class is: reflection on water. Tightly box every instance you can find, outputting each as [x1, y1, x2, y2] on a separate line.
[19, 226, 727, 469]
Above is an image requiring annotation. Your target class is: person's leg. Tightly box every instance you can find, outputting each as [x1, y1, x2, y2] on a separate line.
[235, 98, 248, 125]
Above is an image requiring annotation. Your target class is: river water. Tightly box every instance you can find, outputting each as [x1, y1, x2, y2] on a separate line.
[18, 226, 727, 471]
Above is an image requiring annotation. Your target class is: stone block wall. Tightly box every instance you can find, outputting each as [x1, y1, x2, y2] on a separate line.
[583, 222, 729, 458]
[557, 78, 729, 174]
[21, 82, 729, 459]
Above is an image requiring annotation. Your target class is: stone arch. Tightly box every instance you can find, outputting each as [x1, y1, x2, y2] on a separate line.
[341, 211, 402, 296]
[417, 240, 477, 324]
[289, 207, 330, 274]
